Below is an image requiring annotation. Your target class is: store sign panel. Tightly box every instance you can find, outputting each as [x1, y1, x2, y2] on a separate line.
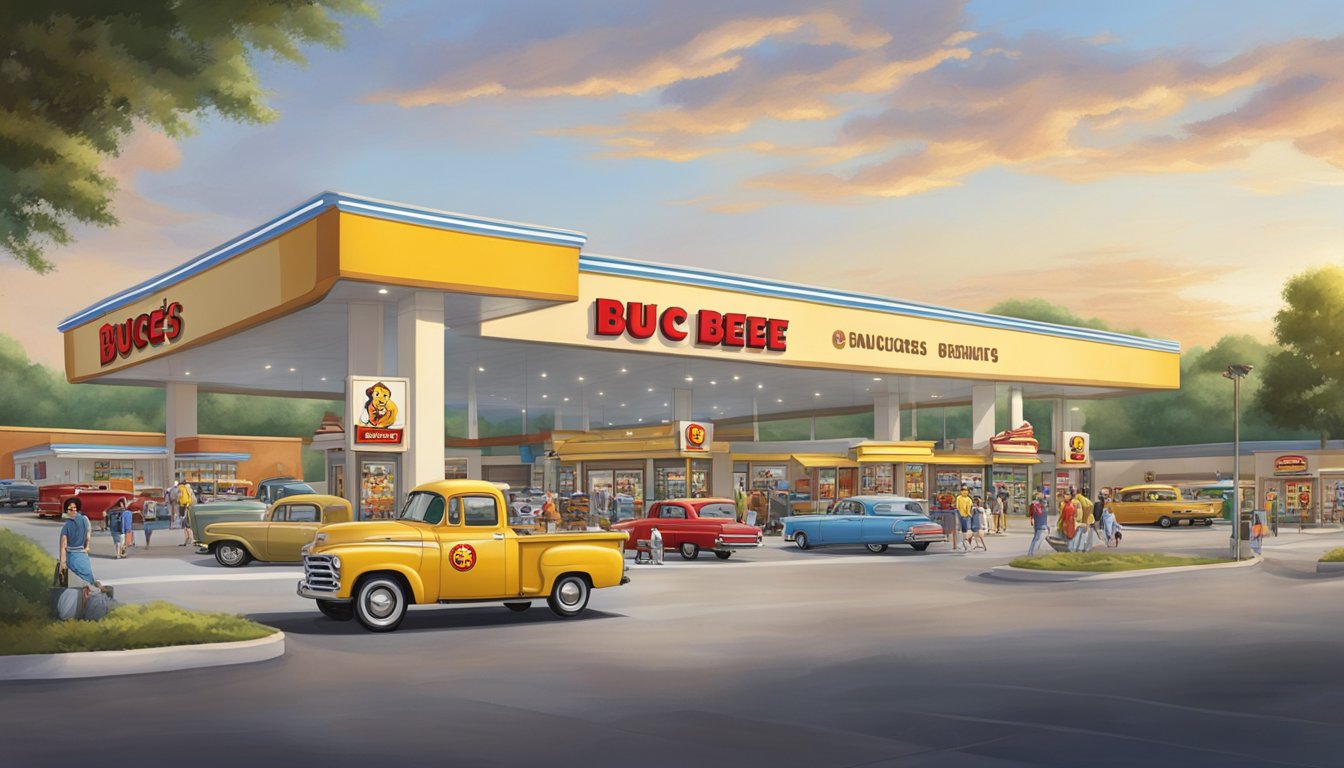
[678, 421, 714, 453]
[1274, 455, 1309, 474]
[349, 376, 410, 453]
[98, 299, 185, 365]
[1059, 432, 1090, 465]
[593, 298, 788, 352]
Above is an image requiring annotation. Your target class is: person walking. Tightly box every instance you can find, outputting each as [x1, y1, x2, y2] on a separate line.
[1075, 489, 1096, 552]
[955, 487, 973, 552]
[166, 479, 180, 530]
[179, 481, 196, 546]
[119, 499, 135, 552]
[1250, 508, 1268, 555]
[969, 496, 989, 551]
[991, 492, 1006, 535]
[107, 498, 124, 558]
[1061, 492, 1079, 550]
[1100, 500, 1124, 547]
[1027, 492, 1049, 555]
[1069, 489, 1089, 552]
[58, 497, 101, 591]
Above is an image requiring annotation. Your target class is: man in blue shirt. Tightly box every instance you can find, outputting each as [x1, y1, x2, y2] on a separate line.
[58, 497, 101, 590]
[1027, 492, 1049, 556]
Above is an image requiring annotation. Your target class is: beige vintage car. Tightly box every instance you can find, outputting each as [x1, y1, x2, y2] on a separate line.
[201, 494, 353, 567]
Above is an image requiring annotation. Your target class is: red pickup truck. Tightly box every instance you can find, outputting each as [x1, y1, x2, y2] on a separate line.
[36, 485, 138, 523]
[610, 497, 762, 560]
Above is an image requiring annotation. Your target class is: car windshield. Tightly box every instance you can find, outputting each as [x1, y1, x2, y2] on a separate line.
[397, 492, 446, 524]
[870, 502, 924, 517]
[696, 503, 737, 519]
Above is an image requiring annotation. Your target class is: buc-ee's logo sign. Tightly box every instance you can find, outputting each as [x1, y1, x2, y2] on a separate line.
[98, 299, 185, 366]
[593, 298, 788, 351]
[685, 422, 707, 448]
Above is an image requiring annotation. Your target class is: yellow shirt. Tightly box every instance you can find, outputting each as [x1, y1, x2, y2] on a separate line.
[1075, 495, 1094, 525]
[956, 493, 973, 518]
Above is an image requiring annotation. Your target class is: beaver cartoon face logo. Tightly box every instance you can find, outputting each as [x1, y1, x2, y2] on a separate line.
[832, 330, 846, 349]
[685, 423, 706, 447]
[360, 382, 399, 428]
[449, 543, 477, 572]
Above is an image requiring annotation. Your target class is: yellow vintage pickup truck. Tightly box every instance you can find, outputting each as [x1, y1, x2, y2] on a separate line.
[297, 479, 630, 631]
[1109, 484, 1222, 528]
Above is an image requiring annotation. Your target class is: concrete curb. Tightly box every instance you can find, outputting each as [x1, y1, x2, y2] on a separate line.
[987, 555, 1262, 582]
[0, 631, 284, 681]
[1315, 561, 1344, 574]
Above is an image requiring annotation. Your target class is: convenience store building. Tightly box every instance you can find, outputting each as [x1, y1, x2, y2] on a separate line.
[59, 192, 1181, 519]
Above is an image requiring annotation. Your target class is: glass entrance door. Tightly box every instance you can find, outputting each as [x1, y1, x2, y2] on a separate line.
[360, 457, 399, 520]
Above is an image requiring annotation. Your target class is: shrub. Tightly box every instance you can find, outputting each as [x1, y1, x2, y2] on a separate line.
[0, 529, 57, 622]
[0, 601, 273, 655]
[1320, 548, 1344, 563]
[1009, 552, 1231, 572]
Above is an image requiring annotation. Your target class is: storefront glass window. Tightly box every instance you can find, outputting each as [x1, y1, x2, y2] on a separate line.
[613, 469, 643, 522]
[861, 464, 894, 495]
[654, 460, 686, 500]
[933, 468, 961, 510]
[444, 458, 469, 479]
[360, 459, 397, 520]
[904, 464, 926, 500]
[837, 467, 857, 499]
[690, 460, 711, 497]
[558, 465, 576, 496]
[817, 468, 837, 501]
[587, 470, 615, 524]
[991, 465, 1030, 515]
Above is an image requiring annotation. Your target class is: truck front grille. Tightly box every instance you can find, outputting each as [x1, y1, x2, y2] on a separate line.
[302, 554, 340, 593]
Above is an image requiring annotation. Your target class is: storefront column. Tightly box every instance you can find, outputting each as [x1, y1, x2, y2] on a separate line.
[467, 366, 479, 440]
[971, 384, 997, 449]
[581, 399, 591, 431]
[873, 391, 901, 442]
[165, 381, 197, 482]
[345, 302, 384, 509]
[712, 451, 732, 498]
[554, 404, 567, 430]
[1009, 387, 1024, 427]
[673, 388, 693, 421]
[398, 292, 445, 498]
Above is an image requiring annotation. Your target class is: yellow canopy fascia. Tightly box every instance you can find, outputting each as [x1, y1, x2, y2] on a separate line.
[792, 454, 858, 469]
[930, 454, 990, 466]
[992, 456, 1042, 465]
[853, 441, 937, 463]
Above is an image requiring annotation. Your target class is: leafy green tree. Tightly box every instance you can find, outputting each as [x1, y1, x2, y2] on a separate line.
[985, 298, 1148, 338]
[1256, 265, 1344, 446]
[0, 0, 372, 271]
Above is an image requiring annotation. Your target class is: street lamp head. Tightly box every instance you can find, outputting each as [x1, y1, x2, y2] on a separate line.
[1223, 363, 1254, 379]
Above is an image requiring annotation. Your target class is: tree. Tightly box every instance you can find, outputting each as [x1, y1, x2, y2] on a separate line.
[1256, 265, 1344, 447]
[0, 0, 373, 272]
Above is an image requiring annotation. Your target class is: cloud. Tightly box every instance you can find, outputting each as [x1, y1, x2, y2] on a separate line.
[366, 2, 1344, 206]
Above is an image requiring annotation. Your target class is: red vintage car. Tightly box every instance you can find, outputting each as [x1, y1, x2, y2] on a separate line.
[35, 485, 138, 523]
[610, 497, 762, 560]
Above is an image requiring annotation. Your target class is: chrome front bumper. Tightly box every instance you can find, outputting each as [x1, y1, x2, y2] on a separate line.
[296, 581, 351, 602]
[904, 530, 947, 543]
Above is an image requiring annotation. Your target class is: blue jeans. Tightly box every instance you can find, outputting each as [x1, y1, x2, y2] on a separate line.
[65, 549, 96, 586]
[1028, 528, 1047, 556]
[1068, 529, 1087, 551]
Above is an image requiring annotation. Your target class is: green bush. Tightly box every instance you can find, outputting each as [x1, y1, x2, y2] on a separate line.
[0, 601, 273, 655]
[0, 529, 57, 622]
[1320, 548, 1344, 563]
[0, 529, 276, 655]
[1009, 552, 1231, 572]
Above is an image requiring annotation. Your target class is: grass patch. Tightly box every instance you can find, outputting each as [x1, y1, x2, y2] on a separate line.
[1320, 548, 1344, 563]
[1009, 551, 1232, 572]
[0, 528, 275, 656]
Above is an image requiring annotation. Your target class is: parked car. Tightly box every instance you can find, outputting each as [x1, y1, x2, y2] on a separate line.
[198, 494, 353, 567]
[1109, 484, 1222, 527]
[35, 486, 137, 524]
[254, 477, 315, 505]
[35, 484, 98, 519]
[609, 498, 762, 560]
[187, 498, 270, 545]
[0, 481, 38, 509]
[127, 486, 166, 520]
[784, 495, 947, 552]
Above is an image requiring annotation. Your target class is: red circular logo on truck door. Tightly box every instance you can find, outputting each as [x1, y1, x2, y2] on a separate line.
[685, 423, 706, 448]
[449, 543, 477, 572]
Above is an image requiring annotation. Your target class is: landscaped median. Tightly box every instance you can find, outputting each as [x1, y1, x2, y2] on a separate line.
[1316, 548, 1344, 574]
[0, 529, 282, 680]
[989, 551, 1259, 582]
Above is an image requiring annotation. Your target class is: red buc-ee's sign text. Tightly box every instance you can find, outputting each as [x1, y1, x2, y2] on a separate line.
[593, 298, 788, 352]
[98, 300, 185, 366]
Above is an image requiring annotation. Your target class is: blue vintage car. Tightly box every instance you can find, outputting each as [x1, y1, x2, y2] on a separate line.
[783, 495, 947, 552]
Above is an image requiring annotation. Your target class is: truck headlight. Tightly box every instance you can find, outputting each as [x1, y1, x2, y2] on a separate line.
[331, 555, 341, 571]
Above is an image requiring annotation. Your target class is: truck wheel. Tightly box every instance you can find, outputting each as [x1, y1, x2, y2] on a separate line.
[911, 542, 931, 551]
[794, 532, 810, 550]
[1204, 519, 1214, 526]
[354, 576, 407, 632]
[865, 543, 888, 553]
[547, 574, 590, 618]
[1158, 516, 1173, 528]
[715, 551, 732, 560]
[679, 542, 700, 560]
[316, 600, 354, 621]
[214, 542, 251, 568]
[504, 602, 531, 612]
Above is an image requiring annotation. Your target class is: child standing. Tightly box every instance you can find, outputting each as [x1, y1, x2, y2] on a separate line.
[969, 496, 988, 551]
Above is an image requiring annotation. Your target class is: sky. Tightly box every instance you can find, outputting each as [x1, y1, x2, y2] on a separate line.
[4, 0, 1344, 369]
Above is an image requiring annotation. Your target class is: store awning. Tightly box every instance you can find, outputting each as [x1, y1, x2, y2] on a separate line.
[12, 443, 167, 461]
[791, 453, 858, 469]
[930, 454, 990, 466]
[992, 455, 1041, 465]
[175, 452, 252, 462]
[853, 441, 937, 463]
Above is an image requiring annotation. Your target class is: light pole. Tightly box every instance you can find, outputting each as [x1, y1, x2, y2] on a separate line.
[1223, 364, 1254, 560]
